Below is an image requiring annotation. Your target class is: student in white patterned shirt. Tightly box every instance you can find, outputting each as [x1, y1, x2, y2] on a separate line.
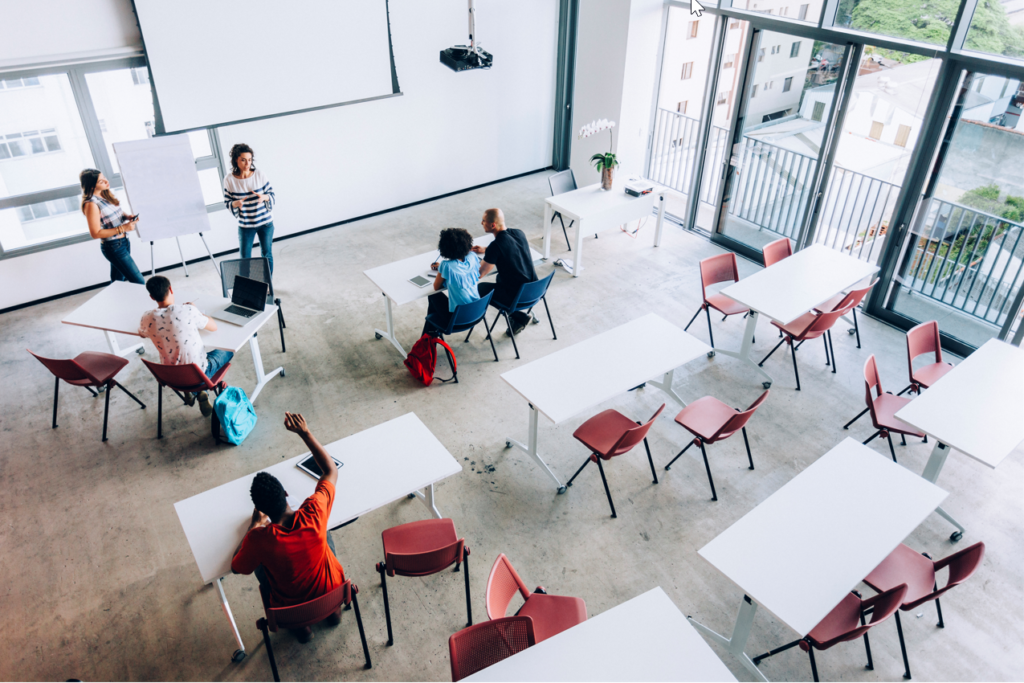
[223, 143, 277, 273]
[139, 276, 233, 417]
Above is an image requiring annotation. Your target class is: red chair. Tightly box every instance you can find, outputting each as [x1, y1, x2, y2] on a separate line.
[28, 349, 145, 442]
[813, 278, 878, 349]
[140, 358, 230, 439]
[859, 355, 925, 463]
[565, 404, 665, 518]
[863, 542, 985, 680]
[485, 554, 586, 643]
[752, 584, 908, 682]
[758, 297, 857, 390]
[898, 320, 954, 396]
[256, 580, 371, 681]
[665, 390, 769, 501]
[449, 616, 535, 681]
[762, 237, 792, 267]
[375, 518, 472, 646]
[684, 253, 750, 348]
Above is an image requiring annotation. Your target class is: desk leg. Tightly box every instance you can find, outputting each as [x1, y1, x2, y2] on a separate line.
[216, 577, 246, 662]
[654, 193, 666, 247]
[247, 333, 283, 403]
[412, 483, 444, 519]
[713, 311, 774, 389]
[645, 368, 688, 407]
[374, 293, 407, 358]
[921, 442, 966, 541]
[103, 330, 144, 358]
[506, 404, 566, 493]
[543, 203, 553, 260]
[558, 218, 587, 277]
[689, 595, 769, 682]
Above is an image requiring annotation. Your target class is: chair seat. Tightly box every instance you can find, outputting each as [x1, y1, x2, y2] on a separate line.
[518, 593, 587, 643]
[771, 312, 821, 339]
[912, 361, 954, 389]
[806, 592, 863, 650]
[382, 518, 458, 557]
[706, 293, 748, 317]
[863, 543, 935, 609]
[572, 409, 639, 459]
[674, 396, 737, 443]
[872, 394, 925, 437]
[73, 351, 129, 385]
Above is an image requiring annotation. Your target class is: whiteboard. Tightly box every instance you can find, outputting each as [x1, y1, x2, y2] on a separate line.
[113, 135, 211, 242]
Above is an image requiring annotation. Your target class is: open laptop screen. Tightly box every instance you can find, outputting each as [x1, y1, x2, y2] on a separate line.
[232, 275, 268, 311]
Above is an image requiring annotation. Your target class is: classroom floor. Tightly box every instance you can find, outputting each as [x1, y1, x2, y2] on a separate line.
[1, 171, 1021, 682]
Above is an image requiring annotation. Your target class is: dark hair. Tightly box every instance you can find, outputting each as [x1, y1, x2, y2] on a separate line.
[79, 168, 120, 213]
[230, 143, 256, 176]
[251, 472, 287, 522]
[145, 275, 171, 302]
[438, 228, 473, 261]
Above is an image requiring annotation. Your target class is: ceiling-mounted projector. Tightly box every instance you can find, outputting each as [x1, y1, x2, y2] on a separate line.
[441, 0, 493, 72]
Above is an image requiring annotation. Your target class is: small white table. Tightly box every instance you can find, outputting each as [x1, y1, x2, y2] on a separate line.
[544, 177, 666, 277]
[500, 313, 711, 491]
[717, 245, 879, 387]
[363, 233, 543, 357]
[690, 438, 947, 681]
[61, 281, 283, 402]
[465, 587, 736, 682]
[895, 339, 1024, 542]
[174, 412, 462, 662]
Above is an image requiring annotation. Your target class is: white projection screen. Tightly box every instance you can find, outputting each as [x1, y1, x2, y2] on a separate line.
[133, 0, 401, 134]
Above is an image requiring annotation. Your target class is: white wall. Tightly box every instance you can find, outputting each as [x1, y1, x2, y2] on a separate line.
[0, 0, 559, 310]
[0, 0, 141, 68]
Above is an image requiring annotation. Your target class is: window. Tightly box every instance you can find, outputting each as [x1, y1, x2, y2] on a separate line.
[758, 48, 766, 62]
[688, 21, 699, 39]
[766, 80, 774, 90]
[812, 101, 826, 121]
[681, 62, 694, 79]
[798, 3, 809, 20]
[791, 42, 801, 58]
[752, 84, 759, 98]
[869, 121, 884, 139]
[129, 67, 149, 86]
[730, 20, 740, 28]
[771, 45, 781, 55]
[894, 124, 912, 148]
[0, 76, 41, 89]
[724, 53, 737, 69]
[16, 196, 79, 222]
[832, 0, 948, 45]
[0, 129, 62, 158]
[780, 6, 789, 15]
[783, 77, 793, 92]
[677, 101, 689, 114]
[717, 90, 730, 105]
[732, 0, 821, 22]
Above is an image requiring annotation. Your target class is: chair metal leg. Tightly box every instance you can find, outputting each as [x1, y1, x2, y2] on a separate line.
[828, 330, 837, 374]
[790, 339, 801, 390]
[157, 383, 163, 439]
[705, 306, 715, 348]
[52, 377, 60, 429]
[860, 610, 874, 669]
[894, 611, 912, 679]
[901, 433, 907, 446]
[113, 381, 146, 408]
[463, 551, 472, 626]
[484, 318, 499, 362]
[504, 311, 521, 360]
[465, 325, 475, 343]
[85, 386, 98, 397]
[699, 441, 717, 501]
[863, 429, 881, 445]
[643, 437, 658, 484]
[752, 638, 803, 665]
[886, 433, 899, 463]
[558, 213, 571, 251]
[594, 456, 617, 518]
[807, 643, 819, 682]
[824, 334, 831, 366]
[541, 296, 557, 340]
[742, 427, 754, 470]
[684, 306, 702, 332]
[844, 406, 870, 429]
[935, 596, 944, 628]
[258, 619, 281, 682]
[665, 440, 694, 470]
[759, 337, 787, 366]
[853, 307, 861, 349]
[102, 381, 111, 442]
[565, 456, 592, 487]
[351, 589, 372, 669]
[275, 299, 286, 328]
[897, 383, 916, 396]
[277, 309, 286, 353]
[377, 563, 394, 645]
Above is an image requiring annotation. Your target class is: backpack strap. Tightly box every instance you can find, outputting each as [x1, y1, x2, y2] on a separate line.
[433, 337, 458, 384]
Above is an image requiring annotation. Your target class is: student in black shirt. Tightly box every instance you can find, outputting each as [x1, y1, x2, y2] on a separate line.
[472, 208, 538, 335]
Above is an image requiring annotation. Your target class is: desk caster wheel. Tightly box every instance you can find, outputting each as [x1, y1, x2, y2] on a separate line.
[505, 440, 512, 449]
[762, 381, 772, 389]
[375, 332, 382, 340]
[557, 486, 567, 494]
[136, 347, 146, 355]
[407, 493, 416, 499]
[280, 368, 286, 377]
[97, 385, 107, 393]
[707, 350, 716, 358]
[950, 531, 963, 543]
[848, 328, 856, 335]
[232, 649, 246, 663]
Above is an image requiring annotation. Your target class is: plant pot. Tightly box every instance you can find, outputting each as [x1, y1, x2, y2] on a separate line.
[601, 166, 614, 191]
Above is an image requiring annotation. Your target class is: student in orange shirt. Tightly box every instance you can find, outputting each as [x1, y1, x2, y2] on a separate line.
[231, 412, 344, 642]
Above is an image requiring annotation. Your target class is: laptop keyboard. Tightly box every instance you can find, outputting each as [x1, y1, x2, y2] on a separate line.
[224, 305, 257, 317]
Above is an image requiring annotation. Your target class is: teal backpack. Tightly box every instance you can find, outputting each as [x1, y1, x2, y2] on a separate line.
[212, 387, 257, 445]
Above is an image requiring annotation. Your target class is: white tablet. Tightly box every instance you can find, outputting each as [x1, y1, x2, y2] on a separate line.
[409, 274, 433, 288]
[296, 454, 343, 479]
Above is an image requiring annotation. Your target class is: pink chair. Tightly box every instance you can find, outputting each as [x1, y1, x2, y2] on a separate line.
[758, 297, 857, 390]
[863, 542, 985, 680]
[256, 580, 371, 681]
[376, 518, 471, 646]
[449, 616, 535, 681]
[684, 253, 749, 348]
[752, 584, 908, 682]
[860, 355, 924, 463]
[566, 404, 665, 518]
[665, 390, 769, 501]
[898, 320, 954, 396]
[813, 278, 878, 349]
[140, 358, 230, 439]
[761, 237, 792, 267]
[28, 349, 145, 442]
[485, 554, 586, 643]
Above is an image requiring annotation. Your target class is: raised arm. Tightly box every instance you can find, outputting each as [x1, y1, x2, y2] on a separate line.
[284, 412, 337, 485]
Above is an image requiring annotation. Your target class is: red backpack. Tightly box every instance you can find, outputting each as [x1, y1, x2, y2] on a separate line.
[404, 334, 458, 385]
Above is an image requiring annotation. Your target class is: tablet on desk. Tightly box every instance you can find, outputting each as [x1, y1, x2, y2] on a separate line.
[409, 274, 433, 288]
[296, 455, 343, 479]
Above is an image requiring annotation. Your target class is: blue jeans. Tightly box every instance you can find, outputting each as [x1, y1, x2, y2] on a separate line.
[205, 349, 234, 379]
[100, 237, 145, 284]
[239, 222, 275, 274]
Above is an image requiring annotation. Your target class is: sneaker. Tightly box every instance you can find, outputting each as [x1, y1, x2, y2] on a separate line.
[294, 626, 314, 644]
[325, 609, 342, 627]
[531, 314, 541, 325]
[183, 392, 196, 407]
[197, 391, 214, 417]
[505, 321, 528, 337]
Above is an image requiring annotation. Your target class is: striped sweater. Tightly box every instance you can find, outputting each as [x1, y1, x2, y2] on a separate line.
[223, 169, 276, 228]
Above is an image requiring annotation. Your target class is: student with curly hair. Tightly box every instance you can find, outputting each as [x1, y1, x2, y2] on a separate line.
[423, 227, 481, 336]
[223, 143, 277, 273]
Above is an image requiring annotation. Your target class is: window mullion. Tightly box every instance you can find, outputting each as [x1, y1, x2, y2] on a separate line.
[66, 66, 115, 178]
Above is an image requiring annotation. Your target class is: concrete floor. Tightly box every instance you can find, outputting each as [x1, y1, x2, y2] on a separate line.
[1, 170, 1021, 682]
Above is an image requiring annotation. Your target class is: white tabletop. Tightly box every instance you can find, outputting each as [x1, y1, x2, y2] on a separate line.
[720, 244, 879, 326]
[363, 233, 543, 306]
[174, 413, 462, 584]
[545, 178, 656, 224]
[465, 587, 736, 682]
[698, 438, 947, 637]
[895, 339, 1024, 468]
[61, 281, 277, 353]
[500, 313, 711, 424]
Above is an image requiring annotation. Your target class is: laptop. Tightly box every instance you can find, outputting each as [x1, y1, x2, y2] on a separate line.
[210, 275, 269, 326]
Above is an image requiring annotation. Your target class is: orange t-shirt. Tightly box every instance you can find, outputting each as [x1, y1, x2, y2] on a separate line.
[231, 479, 345, 607]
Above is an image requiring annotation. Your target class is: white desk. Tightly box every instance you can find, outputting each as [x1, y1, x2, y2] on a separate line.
[465, 587, 736, 682]
[363, 233, 543, 357]
[717, 245, 878, 387]
[174, 412, 462, 662]
[61, 281, 283, 402]
[690, 438, 946, 681]
[543, 177, 666, 277]
[500, 313, 711, 491]
[895, 339, 1024, 541]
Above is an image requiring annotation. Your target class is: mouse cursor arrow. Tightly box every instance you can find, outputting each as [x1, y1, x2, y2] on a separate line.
[691, 0, 704, 16]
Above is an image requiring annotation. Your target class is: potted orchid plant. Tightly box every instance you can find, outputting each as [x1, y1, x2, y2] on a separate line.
[580, 118, 618, 190]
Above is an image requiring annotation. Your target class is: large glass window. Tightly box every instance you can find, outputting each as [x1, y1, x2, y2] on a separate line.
[731, 0, 822, 24]
[963, 0, 1024, 61]
[833, 0, 952, 46]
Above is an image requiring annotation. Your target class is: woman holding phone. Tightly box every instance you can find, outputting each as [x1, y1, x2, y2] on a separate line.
[223, 143, 277, 273]
[80, 168, 145, 284]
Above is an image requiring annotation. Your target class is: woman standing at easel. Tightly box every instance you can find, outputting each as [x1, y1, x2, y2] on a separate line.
[80, 169, 145, 284]
[223, 143, 276, 273]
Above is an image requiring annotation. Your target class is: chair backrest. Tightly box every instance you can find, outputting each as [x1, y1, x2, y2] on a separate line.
[699, 253, 740, 302]
[220, 257, 274, 300]
[762, 238, 792, 267]
[715, 390, 770, 441]
[817, 584, 907, 650]
[486, 553, 532, 620]
[447, 291, 494, 333]
[548, 169, 577, 197]
[906, 320, 943, 375]
[805, 299, 857, 337]
[27, 350, 96, 384]
[508, 271, 555, 312]
[863, 354, 885, 426]
[831, 278, 879, 312]
[924, 541, 985, 604]
[260, 580, 352, 632]
[449, 616, 536, 681]
[606, 404, 666, 457]
[386, 537, 465, 578]
[141, 358, 212, 391]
